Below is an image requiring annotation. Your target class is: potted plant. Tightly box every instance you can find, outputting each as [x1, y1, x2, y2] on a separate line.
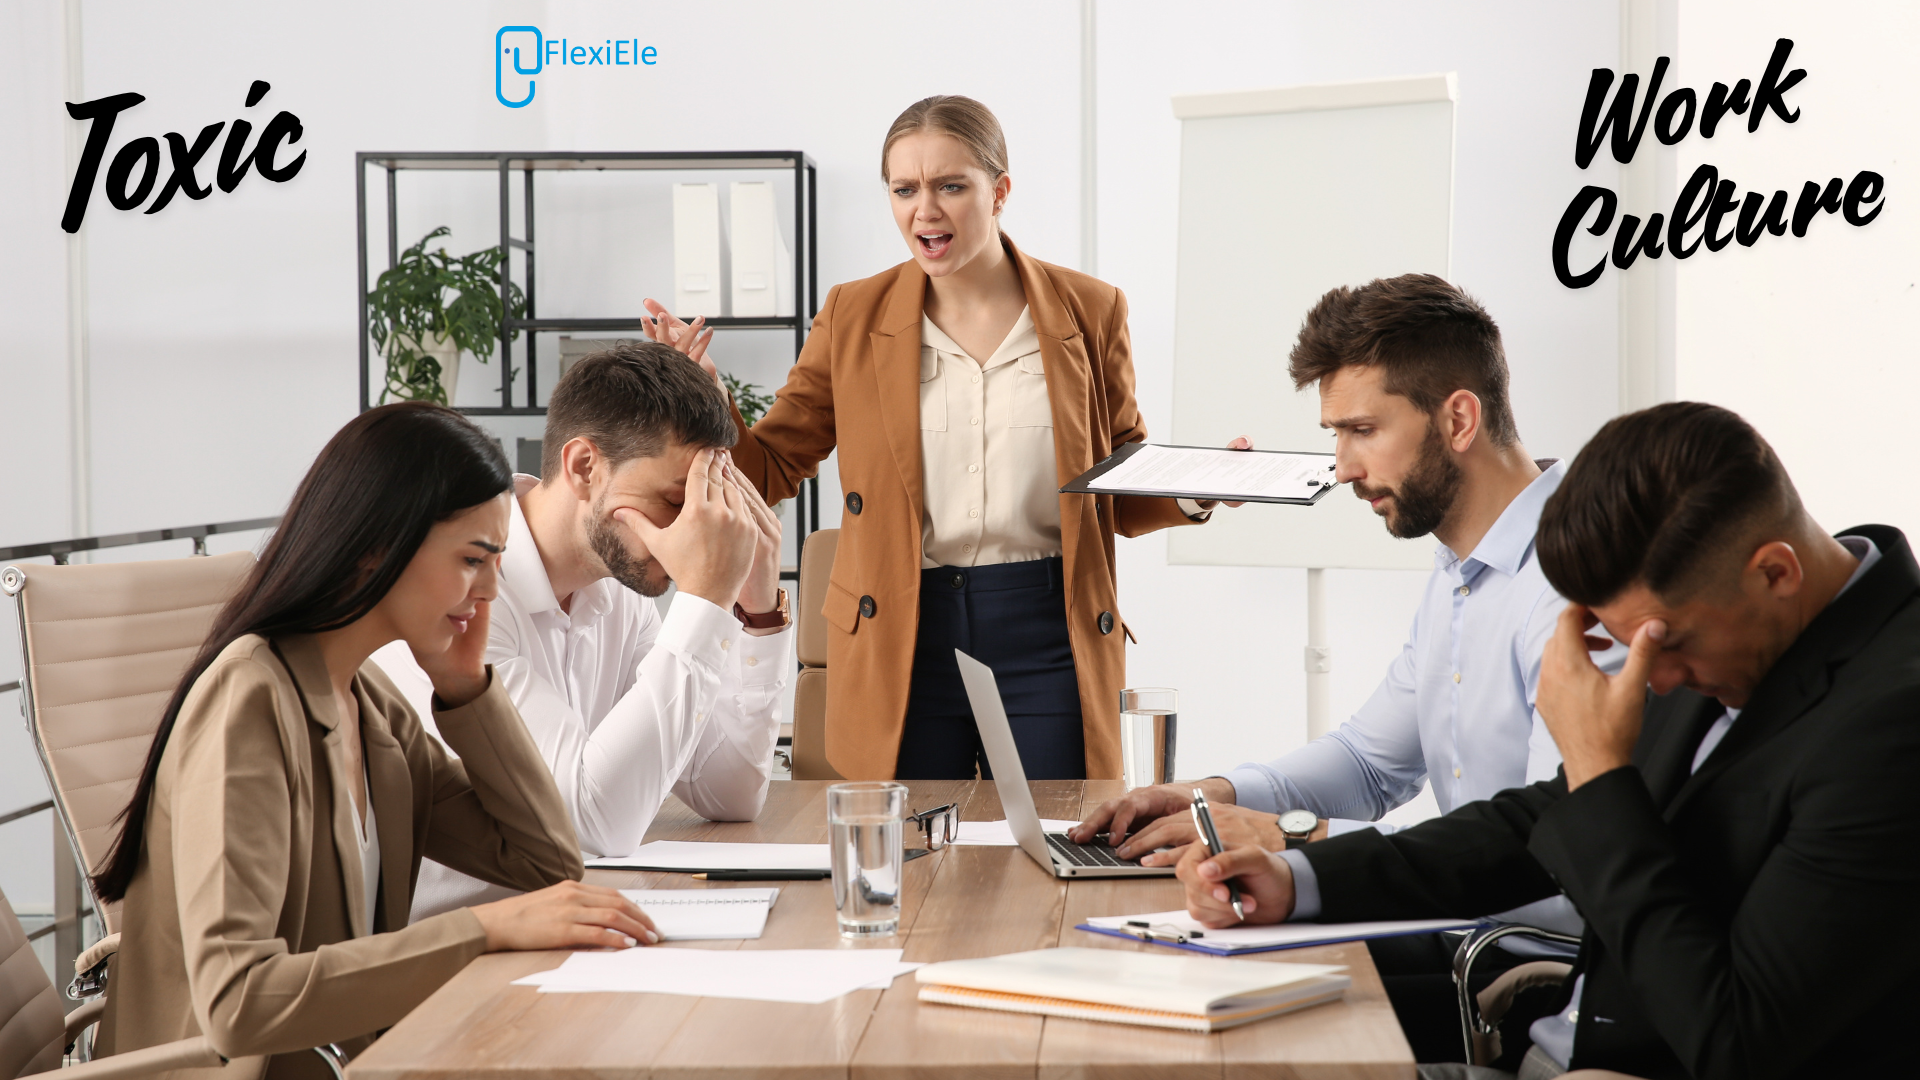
[367, 226, 527, 405]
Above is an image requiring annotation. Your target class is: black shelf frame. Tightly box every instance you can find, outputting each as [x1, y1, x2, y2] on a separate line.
[355, 150, 822, 556]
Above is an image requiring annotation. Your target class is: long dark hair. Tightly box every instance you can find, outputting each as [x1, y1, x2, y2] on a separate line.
[93, 403, 512, 902]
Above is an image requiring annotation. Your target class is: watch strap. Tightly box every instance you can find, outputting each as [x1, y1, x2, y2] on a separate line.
[734, 588, 790, 630]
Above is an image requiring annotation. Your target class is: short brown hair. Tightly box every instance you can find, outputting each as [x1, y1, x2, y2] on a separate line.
[541, 342, 736, 477]
[1537, 402, 1801, 606]
[1288, 274, 1519, 447]
[881, 95, 1008, 182]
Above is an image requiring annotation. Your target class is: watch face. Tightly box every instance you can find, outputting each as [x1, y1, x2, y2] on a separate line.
[1279, 809, 1317, 836]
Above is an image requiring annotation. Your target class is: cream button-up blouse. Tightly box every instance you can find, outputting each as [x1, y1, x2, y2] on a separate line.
[917, 308, 1063, 569]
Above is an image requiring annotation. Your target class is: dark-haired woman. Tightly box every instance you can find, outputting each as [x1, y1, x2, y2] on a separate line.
[94, 403, 656, 1079]
[642, 96, 1245, 781]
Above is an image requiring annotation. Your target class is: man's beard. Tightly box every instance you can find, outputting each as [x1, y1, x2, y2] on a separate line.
[587, 499, 672, 597]
[1351, 421, 1462, 540]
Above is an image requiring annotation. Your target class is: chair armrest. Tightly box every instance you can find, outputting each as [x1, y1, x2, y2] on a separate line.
[63, 996, 108, 1045]
[1451, 923, 1584, 1065]
[69, 933, 122, 1000]
[74, 933, 122, 976]
[53, 1036, 225, 1079]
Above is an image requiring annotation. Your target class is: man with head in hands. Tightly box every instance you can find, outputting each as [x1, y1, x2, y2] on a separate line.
[374, 343, 793, 919]
[1178, 402, 1920, 1080]
[1071, 273, 1615, 1059]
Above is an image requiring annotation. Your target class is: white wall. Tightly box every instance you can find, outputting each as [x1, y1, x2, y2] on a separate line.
[2, 0, 1641, 905]
[1667, 4, 1920, 537]
[1098, 1, 1623, 800]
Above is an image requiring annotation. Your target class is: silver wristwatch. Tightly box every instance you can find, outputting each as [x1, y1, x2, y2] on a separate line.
[1278, 809, 1317, 846]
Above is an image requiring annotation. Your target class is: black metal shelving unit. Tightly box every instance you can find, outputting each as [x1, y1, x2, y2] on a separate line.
[355, 150, 822, 557]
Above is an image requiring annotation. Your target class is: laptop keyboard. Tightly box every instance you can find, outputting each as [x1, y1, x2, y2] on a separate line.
[1046, 832, 1138, 868]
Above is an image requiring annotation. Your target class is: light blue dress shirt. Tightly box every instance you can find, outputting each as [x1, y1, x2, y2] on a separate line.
[1259, 461, 1620, 934]
[1233, 460, 1616, 817]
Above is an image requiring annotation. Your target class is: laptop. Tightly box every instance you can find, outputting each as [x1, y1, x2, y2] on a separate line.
[954, 649, 1175, 878]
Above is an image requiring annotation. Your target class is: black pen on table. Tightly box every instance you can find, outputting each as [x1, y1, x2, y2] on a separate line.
[1189, 789, 1244, 921]
[691, 870, 830, 881]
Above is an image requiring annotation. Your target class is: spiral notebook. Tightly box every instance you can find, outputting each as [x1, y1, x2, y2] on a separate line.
[618, 888, 779, 941]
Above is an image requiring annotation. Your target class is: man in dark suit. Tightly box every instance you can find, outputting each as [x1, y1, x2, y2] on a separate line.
[1177, 401, 1920, 1079]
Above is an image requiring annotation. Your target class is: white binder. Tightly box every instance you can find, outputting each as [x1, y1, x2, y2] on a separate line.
[729, 181, 792, 318]
[672, 183, 723, 318]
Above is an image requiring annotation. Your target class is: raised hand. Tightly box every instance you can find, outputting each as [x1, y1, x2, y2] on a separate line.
[1538, 603, 1661, 790]
[610, 448, 757, 611]
[412, 597, 492, 709]
[640, 297, 721, 387]
[470, 880, 660, 950]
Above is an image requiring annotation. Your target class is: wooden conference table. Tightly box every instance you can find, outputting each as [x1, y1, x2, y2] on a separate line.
[348, 780, 1415, 1080]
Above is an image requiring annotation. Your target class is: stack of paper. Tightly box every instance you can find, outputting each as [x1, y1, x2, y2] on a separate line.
[515, 948, 920, 1003]
[953, 819, 1080, 846]
[586, 841, 830, 872]
[916, 947, 1348, 1032]
[1079, 910, 1476, 955]
[619, 889, 778, 941]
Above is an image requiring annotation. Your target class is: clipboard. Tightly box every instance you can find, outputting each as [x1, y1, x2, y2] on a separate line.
[1059, 442, 1338, 506]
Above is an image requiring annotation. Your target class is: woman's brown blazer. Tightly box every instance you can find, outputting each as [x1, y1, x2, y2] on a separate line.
[729, 236, 1200, 780]
[97, 633, 584, 1080]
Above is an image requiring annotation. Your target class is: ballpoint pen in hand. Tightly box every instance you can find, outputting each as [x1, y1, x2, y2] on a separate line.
[1190, 789, 1245, 921]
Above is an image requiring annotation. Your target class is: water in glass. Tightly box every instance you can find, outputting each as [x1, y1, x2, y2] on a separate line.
[828, 782, 906, 937]
[1120, 688, 1178, 790]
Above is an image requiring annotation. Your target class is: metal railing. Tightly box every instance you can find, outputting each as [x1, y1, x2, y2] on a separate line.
[0, 516, 279, 565]
[3, 515, 277, 998]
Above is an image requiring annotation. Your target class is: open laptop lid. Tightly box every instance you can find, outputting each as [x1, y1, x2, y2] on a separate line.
[954, 649, 1057, 872]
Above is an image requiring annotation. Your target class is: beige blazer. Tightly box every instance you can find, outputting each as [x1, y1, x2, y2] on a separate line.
[729, 235, 1200, 780]
[97, 633, 584, 1080]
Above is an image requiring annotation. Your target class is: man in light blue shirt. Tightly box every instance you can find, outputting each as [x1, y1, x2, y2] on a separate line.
[1070, 273, 1617, 1061]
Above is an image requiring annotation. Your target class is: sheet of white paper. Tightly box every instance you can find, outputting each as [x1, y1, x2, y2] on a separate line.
[1088, 445, 1336, 501]
[586, 840, 831, 872]
[513, 948, 914, 1003]
[953, 819, 1081, 846]
[617, 889, 778, 941]
[1083, 910, 1476, 951]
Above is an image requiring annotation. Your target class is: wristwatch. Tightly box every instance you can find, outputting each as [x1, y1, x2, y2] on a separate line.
[734, 588, 791, 630]
[1278, 809, 1318, 847]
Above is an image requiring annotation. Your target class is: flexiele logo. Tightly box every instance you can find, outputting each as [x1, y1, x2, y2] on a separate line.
[495, 25, 658, 108]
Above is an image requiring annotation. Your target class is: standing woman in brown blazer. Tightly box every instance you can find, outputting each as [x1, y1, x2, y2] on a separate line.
[644, 97, 1243, 781]
[91, 404, 656, 1080]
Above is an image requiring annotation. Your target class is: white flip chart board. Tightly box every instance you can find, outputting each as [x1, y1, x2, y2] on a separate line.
[1168, 75, 1457, 571]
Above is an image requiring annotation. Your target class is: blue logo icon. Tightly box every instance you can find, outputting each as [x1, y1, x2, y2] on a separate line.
[496, 25, 542, 108]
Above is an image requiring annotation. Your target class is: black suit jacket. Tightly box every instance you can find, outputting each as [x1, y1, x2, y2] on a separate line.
[1301, 525, 1920, 1080]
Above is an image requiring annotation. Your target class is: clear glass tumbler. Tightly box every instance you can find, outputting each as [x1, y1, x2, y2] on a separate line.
[1119, 688, 1179, 790]
[828, 781, 907, 937]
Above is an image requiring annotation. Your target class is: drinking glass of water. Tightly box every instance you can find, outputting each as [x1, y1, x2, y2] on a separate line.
[1119, 688, 1178, 790]
[828, 781, 907, 937]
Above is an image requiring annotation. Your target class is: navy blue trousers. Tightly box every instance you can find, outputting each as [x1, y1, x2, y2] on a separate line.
[893, 557, 1087, 781]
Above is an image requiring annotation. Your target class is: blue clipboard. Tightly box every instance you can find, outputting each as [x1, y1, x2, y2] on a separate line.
[1074, 919, 1478, 957]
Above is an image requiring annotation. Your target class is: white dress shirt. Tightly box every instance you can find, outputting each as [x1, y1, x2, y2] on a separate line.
[376, 475, 792, 921]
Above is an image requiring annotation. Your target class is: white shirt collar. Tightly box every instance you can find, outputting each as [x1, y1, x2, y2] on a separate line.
[501, 474, 616, 624]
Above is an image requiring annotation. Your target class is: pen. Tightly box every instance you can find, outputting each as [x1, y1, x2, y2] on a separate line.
[691, 870, 831, 881]
[1189, 789, 1245, 921]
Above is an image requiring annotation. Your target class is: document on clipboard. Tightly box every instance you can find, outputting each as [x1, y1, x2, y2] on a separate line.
[1061, 443, 1338, 505]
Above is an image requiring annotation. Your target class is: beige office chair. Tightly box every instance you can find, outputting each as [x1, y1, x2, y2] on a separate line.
[790, 529, 843, 781]
[3, 552, 254, 945]
[4, 553, 350, 1079]
[0, 883, 224, 1078]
